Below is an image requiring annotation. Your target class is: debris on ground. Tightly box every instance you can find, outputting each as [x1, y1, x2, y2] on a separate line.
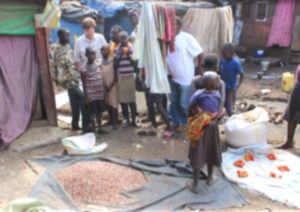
[261, 89, 272, 95]
[133, 143, 143, 150]
[237, 102, 256, 113]
[269, 111, 284, 125]
[137, 128, 157, 137]
[262, 96, 288, 103]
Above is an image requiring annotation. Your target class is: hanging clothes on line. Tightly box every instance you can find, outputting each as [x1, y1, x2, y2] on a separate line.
[182, 6, 234, 56]
[133, 2, 176, 94]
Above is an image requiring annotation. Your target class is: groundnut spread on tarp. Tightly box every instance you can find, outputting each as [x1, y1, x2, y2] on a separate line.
[55, 161, 146, 206]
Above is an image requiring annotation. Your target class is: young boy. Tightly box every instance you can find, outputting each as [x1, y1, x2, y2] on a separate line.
[220, 43, 244, 116]
[110, 25, 123, 58]
[81, 47, 107, 134]
[101, 45, 118, 129]
[114, 31, 138, 127]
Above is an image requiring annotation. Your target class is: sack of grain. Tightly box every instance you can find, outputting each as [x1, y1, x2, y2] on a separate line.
[62, 133, 108, 155]
[225, 107, 269, 148]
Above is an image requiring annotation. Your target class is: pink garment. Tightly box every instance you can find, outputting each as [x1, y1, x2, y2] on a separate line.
[267, 0, 296, 47]
[296, 65, 300, 85]
[0, 36, 39, 144]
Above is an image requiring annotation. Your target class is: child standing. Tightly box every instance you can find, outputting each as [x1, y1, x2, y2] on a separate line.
[187, 72, 224, 193]
[101, 45, 118, 129]
[220, 43, 244, 116]
[114, 31, 138, 127]
[109, 25, 123, 58]
[81, 47, 107, 134]
[192, 53, 225, 111]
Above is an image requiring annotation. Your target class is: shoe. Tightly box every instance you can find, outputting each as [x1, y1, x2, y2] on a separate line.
[72, 126, 82, 131]
[163, 130, 173, 138]
[82, 126, 95, 134]
[98, 128, 108, 134]
[131, 122, 139, 128]
[141, 117, 151, 123]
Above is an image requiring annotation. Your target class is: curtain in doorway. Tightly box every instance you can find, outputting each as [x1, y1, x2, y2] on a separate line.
[267, 0, 296, 47]
[0, 36, 39, 144]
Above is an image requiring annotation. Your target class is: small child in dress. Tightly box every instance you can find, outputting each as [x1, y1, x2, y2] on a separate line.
[81, 47, 107, 134]
[187, 72, 223, 193]
[101, 45, 118, 129]
[220, 43, 244, 116]
[114, 31, 138, 127]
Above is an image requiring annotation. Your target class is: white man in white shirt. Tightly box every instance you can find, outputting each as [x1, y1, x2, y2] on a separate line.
[74, 17, 108, 70]
[167, 17, 204, 131]
[74, 17, 108, 131]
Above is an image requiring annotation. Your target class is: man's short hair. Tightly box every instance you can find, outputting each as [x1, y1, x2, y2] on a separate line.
[203, 54, 219, 70]
[85, 47, 95, 55]
[57, 28, 69, 37]
[111, 25, 123, 33]
[82, 17, 96, 29]
[119, 30, 129, 38]
[101, 44, 110, 51]
[222, 43, 235, 53]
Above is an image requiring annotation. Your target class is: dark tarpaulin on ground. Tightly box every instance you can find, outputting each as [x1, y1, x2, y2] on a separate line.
[29, 155, 246, 211]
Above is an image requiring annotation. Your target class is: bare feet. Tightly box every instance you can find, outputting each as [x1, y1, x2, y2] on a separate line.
[278, 142, 294, 149]
[186, 181, 199, 194]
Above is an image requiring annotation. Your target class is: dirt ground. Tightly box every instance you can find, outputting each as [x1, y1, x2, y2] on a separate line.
[1, 64, 300, 211]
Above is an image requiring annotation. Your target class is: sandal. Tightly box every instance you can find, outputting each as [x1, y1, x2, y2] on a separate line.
[163, 130, 173, 138]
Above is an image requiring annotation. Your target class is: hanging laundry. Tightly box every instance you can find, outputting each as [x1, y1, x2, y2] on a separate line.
[133, 2, 171, 94]
[267, 0, 296, 47]
[182, 6, 234, 56]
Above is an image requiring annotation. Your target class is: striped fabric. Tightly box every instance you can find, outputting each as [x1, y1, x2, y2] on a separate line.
[117, 59, 135, 75]
[82, 63, 105, 103]
[115, 45, 135, 76]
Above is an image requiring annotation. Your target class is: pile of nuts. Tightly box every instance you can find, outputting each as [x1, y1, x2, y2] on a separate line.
[55, 161, 146, 206]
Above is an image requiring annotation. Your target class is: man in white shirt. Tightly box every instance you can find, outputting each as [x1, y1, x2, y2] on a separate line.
[167, 17, 204, 131]
[74, 17, 108, 69]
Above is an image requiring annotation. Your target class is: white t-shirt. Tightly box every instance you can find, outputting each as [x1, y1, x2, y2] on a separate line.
[167, 31, 203, 86]
[74, 33, 107, 64]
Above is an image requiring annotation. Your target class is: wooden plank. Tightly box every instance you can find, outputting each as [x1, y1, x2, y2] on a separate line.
[35, 28, 57, 126]
[240, 21, 271, 47]
[291, 16, 300, 51]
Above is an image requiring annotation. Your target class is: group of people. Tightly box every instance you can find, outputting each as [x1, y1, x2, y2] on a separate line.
[50, 15, 248, 193]
[51, 17, 139, 133]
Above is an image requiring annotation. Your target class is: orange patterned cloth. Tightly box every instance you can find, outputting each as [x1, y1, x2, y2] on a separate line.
[109, 42, 120, 58]
[187, 112, 215, 148]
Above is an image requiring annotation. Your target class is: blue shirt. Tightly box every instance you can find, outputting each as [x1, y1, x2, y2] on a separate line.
[190, 89, 221, 113]
[220, 57, 243, 91]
